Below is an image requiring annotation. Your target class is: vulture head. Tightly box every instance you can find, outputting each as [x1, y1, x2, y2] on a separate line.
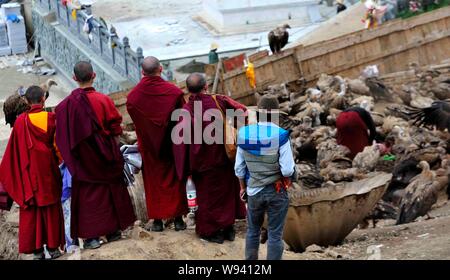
[417, 161, 435, 181]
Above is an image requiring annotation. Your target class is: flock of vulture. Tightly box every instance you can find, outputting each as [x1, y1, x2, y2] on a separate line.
[2, 63, 450, 229]
[255, 63, 450, 227]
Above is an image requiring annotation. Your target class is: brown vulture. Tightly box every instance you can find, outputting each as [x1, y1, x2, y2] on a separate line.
[409, 100, 450, 131]
[3, 79, 57, 127]
[268, 24, 291, 54]
[397, 161, 439, 225]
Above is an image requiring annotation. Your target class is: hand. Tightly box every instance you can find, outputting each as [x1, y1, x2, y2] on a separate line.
[240, 188, 247, 203]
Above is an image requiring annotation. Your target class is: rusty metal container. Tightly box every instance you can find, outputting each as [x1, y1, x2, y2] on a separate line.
[284, 172, 392, 252]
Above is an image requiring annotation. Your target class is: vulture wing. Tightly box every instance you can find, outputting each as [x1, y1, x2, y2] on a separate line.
[280, 30, 289, 49]
[365, 77, 389, 98]
[397, 180, 438, 224]
[409, 101, 450, 131]
[268, 31, 277, 54]
[3, 94, 30, 127]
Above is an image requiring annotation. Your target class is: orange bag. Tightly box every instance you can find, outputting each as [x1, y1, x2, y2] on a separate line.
[212, 95, 237, 161]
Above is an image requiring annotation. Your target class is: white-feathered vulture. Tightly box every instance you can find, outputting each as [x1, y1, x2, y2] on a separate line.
[3, 79, 57, 127]
[268, 24, 291, 54]
[409, 100, 450, 131]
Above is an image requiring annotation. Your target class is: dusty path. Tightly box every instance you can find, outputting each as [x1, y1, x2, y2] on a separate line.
[3, 200, 448, 260]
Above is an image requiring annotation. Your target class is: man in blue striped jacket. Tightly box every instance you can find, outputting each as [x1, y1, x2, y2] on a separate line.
[235, 95, 295, 260]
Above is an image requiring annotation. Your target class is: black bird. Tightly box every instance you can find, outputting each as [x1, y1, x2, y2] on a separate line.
[409, 100, 450, 131]
[268, 24, 291, 54]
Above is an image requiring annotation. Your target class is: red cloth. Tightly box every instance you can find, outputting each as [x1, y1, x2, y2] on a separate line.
[71, 180, 135, 239]
[19, 203, 65, 254]
[56, 88, 135, 239]
[173, 93, 247, 237]
[0, 105, 61, 208]
[0, 181, 12, 211]
[336, 111, 370, 158]
[0, 105, 64, 253]
[127, 76, 188, 219]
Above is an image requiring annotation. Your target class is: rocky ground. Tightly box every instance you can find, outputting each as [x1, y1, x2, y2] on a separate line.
[1, 196, 449, 260]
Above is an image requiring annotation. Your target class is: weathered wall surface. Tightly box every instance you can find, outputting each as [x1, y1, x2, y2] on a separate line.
[32, 6, 133, 94]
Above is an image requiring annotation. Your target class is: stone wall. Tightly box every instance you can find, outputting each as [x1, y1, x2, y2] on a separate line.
[32, 6, 134, 94]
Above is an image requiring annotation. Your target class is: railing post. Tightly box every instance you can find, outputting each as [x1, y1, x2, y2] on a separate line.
[123, 37, 130, 75]
[136, 47, 144, 82]
[110, 27, 118, 65]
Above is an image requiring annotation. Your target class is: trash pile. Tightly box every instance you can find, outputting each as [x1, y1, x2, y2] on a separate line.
[256, 64, 450, 226]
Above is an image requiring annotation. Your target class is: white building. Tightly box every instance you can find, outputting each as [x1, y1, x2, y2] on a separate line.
[201, 0, 320, 35]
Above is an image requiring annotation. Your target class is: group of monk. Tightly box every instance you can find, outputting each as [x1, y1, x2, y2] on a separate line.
[0, 55, 376, 260]
[0, 57, 247, 259]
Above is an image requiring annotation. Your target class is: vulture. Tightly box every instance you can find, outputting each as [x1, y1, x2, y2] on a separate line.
[3, 79, 57, 127]
[397, 161, 439, 225]
[409, 101, 450, 131]
[352, 142, 381, 172]
[268, 24, 291, 54]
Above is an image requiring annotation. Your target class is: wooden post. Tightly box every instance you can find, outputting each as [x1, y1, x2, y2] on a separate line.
[212, 59, 223, 94]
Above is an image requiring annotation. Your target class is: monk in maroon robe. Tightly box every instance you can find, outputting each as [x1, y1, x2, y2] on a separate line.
[0, 86, 64, 259]
[336, 107, 377, 158]
[127, 56, 188, 232]
[55, 61, 135, 249]
[173, 73, 247, 244]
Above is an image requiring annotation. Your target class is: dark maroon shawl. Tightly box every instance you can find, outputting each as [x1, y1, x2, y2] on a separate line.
[55, 88, 123, 184]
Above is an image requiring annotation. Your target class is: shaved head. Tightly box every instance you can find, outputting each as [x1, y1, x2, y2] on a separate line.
[25, 86, 45, 104]
[186, 73, 207, 94]
[74, 61, 94, 83]
[142, 56, 161, 76]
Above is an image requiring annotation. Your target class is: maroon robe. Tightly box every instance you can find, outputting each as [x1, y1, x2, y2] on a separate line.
[173, 93, 247, 237]
[127, 76, 188, 219]
[55, 88, 135, 239]
[0, 105, 65, 253]
[336, 111, 370, 158]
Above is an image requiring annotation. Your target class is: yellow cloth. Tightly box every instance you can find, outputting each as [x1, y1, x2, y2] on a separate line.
[28, 112, 48, 132]
[246, 62, 256, 89]
[71, 9, 77, 21]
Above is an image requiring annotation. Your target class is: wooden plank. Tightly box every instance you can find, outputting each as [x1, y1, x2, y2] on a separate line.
[248, 50, 269, 62]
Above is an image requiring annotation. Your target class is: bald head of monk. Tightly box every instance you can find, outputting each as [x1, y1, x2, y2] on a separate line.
[142, 56, 162, 77]
[73, 61, 96, 87]
[186, 73, 207, 94]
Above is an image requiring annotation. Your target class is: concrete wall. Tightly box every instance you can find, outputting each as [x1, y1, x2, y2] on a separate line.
[32, 5, 133, 94]
[203, 0, 316, 29]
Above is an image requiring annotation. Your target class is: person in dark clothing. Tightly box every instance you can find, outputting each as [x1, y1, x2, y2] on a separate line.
[336, 0, 347, 14]
[336, 107, 377, 158]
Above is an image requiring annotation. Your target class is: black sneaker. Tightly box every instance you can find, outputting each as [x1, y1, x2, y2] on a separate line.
[152, 219, 164, 232]
[174, 216, 187, 231]
[223, 225, 236, 242]
[106, 231, 122, 242]
[47, 249, 62, 260]
[202, 231, 225, 244]
[84, 238, 101, 250]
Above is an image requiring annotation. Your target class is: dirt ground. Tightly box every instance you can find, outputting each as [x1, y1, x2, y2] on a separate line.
[1, 196, 449, 260]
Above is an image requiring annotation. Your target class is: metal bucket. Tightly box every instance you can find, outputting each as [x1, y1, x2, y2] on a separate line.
[284, 172, 392, 252]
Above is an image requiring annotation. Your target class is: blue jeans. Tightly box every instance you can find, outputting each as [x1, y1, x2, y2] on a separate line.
[245, 185, 289, 260]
